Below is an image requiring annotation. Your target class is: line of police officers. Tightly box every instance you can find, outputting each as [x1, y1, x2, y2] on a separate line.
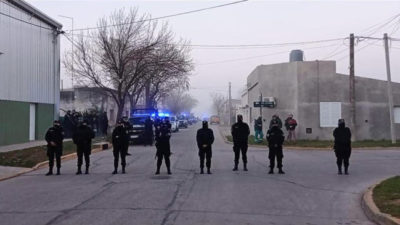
[44, 114, 352, 176]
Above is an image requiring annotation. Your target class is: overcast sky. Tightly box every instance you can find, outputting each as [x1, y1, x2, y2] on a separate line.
[27, 0, 400, 117]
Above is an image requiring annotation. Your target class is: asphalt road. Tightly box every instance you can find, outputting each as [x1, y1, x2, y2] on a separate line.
[1, 124, 400, 225]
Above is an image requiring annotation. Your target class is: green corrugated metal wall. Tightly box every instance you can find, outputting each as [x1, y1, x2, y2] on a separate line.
[36, 103, 54, 140]
[0, 100, 54, 146]
[0, 100, 30, 146]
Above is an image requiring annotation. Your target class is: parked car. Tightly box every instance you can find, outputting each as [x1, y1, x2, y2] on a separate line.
[169, 116, 179, 132]
[127, 116, 147, 144]
[210, 115, 220, 125]
[178, 119, 188, 128]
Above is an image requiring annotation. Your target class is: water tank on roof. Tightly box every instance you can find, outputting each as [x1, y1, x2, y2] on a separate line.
[289, 50, 304, 62]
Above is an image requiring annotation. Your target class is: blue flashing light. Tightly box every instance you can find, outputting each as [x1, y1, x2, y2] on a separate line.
[151, 113, 156, 117]
[165, 113, 170, 117]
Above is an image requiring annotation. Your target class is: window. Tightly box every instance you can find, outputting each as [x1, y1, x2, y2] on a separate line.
[320, 102, 341, 127]
[394, 107, 400, 124]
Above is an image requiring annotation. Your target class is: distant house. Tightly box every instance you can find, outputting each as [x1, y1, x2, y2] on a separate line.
[242, 51, 400, 140]
[0, 0, 62, 146]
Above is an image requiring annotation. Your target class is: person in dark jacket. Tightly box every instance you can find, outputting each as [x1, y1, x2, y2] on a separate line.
[112, 119, 129, 174]
[231, 114, 250, 171]
[45, 120, 64, 176]
[333, 119, 352, 175]
[73, 120, 95, 175]
[155, 119, 172, 175]
[269, 114, 283, 129]
[266, 120, 285, 174]
[254, 116, 263, 143]
[196, 121, 215, 174]
[144, 116, 154, 146]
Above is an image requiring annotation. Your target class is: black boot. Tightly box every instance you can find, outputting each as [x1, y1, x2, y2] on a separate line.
[243, 163, 248, 171]
[85, 166, 89, 174]
[344, 167, 349, 175]
[232, 164, 238, 171]
[278, 168, 285, 174]
[338, 167, 342, 175]
[122, 166, 126, 174]
[76, 166, 82, 175]
[46, 167, 53, 176]
[200, 168, 204, 174]
[56, 168, 60, 175]
[268, 168, 274, 174]
[167, 168, 172, 175]
[207, 168, 212, 174]
[155, 167, 160, 175]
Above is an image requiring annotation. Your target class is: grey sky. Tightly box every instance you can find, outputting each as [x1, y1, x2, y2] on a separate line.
[27, 0, 400, 116]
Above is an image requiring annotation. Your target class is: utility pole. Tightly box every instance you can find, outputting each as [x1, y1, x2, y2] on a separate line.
[229, 82, 232, 126]
[259, 91, 263, 119]
[349, 33, 356, 140]
[384, 33, 396, 144]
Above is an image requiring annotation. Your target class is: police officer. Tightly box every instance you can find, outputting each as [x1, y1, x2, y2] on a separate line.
[196, 121, 215, 174]
[231, 114, 250, 171]
[73, 120, 95, 175]
[112, 119, 129, 174]
[333, 119, 352, 175]
[44, 120, 64, 176]
[155, 118, 172, 175]
[144, 116, 154, 146]
[122, 116, 132, 155]
[266, 119, 285, 174]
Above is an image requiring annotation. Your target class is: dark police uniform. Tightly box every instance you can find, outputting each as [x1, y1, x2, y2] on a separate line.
[155, 120, 172, 174]
[144, 117, 154, 146]
[333, 122, 352, 175]
[122, 118, 132, 155]
[266, 125, 285, 174]
[231, 116, 250, 171]
[73, 123, 95, 174]
[45, 124, 64, 175]
[112, 123, 129, 174]
[196, 121, 215, 174]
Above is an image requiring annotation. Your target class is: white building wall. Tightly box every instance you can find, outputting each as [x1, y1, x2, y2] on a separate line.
[0, 0, 60, 106]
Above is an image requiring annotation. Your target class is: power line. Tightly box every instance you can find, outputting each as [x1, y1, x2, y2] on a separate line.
[65, 0, 248, 32]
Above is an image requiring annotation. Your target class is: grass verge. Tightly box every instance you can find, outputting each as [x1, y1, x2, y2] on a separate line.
[0, 139, 104, 168]
[226, 135, 400, 148]
[373, 176, 400, 218]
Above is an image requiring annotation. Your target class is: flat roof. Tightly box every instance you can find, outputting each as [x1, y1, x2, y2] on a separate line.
[7, 0, 62, 29]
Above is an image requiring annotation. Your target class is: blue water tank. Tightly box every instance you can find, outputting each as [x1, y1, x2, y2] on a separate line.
[289, 50, 304, 62]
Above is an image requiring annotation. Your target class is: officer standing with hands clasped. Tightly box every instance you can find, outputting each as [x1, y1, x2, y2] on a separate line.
[231, 114, 250, 171]
[73, 120, 95, 175]
[266, 119, 285, 174]
[155, 118, 172, 175]
[196, 121, 214, 174]
[333, 119, 352, 175]
[112, 119, 129, 174]
[45, 120, 64, 176]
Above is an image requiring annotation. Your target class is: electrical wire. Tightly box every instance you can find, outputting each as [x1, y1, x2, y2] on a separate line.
[65, 0, 248, 32]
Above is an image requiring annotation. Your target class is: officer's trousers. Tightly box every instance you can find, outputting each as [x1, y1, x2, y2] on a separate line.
[233, 143, 248, 165]
[268, 147, 283, 169]
[113, 146, 127, 170]
[199, 147, 212, 169]
[47, 148, 62, 169]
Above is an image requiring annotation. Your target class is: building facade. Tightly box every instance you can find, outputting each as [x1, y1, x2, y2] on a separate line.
[0, 0, 62, 146]
[243, 60, 400, 140]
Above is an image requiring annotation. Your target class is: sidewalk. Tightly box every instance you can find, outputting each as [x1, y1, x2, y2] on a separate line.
[0, 139, 72, 153]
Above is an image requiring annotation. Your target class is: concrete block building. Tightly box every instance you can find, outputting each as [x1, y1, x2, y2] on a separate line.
[0, 0, 62, 146]
[242, 59, 400, 140]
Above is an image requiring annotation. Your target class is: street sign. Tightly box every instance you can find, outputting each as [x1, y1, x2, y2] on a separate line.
[253, 101, 275, 108]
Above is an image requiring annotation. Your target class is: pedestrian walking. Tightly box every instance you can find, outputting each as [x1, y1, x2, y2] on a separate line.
[111, 119, 129, 174]
[269, 114, 282, 129]
[266, 120, 285, 174]
[44, 120, 64, 176]
[333, 119, 352, 175]
[155, 119, 172, 175]
[254, 116, 263, 143]
[231, 114, 250, 171]
[196, 121, 215, 174]
[284, 114, 298, 142]
[73, 120, 95, 175]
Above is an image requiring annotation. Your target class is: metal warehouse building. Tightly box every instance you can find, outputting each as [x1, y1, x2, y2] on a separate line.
[0, 0, 62, 146]
[240, 57, 400, 141]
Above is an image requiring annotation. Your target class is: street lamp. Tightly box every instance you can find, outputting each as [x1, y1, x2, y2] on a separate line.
[58, 15, 74, 89]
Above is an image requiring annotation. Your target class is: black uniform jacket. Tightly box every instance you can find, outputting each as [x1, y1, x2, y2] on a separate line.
[266, 126, 284, 150]
[112, 126, 129, 150]
[45, 126, 64, 150]
[73, 125, 95, 152]
[231, 122, 250, 144]
[196, 128, 214, 149]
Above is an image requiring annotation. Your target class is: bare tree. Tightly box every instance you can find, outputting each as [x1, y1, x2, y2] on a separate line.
[64, 9, 191, 120]
[211, 93, 226, 116]
[163, 89, 198, 115]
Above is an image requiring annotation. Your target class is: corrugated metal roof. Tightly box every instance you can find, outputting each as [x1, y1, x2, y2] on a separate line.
[7, 0, 62, 29]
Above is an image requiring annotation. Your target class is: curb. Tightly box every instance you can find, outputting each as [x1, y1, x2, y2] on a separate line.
[0, 143, 112, 182]
[362, 182, 400, 225]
